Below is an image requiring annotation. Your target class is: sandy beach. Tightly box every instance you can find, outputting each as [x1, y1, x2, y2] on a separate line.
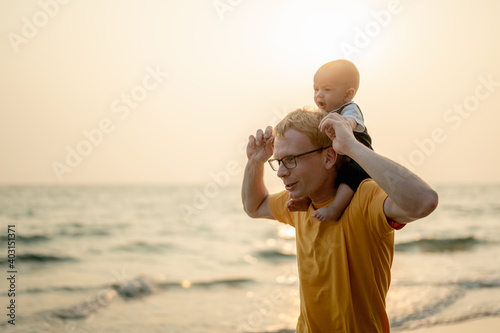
[397, 317, 500, 333]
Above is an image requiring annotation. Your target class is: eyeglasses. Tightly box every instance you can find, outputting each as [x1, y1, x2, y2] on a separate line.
[268, 147, 330, 171]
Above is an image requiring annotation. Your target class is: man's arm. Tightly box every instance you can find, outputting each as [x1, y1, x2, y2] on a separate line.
[319, 114, 438, 223]
[241, 126, 275, 219]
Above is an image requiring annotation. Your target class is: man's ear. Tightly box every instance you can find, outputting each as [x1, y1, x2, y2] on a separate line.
[344, 88, 356, 102]
[324, 147, 337, 169]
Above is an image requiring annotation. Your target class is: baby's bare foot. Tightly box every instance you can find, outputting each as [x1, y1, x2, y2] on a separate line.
[286, 197, 312, 212]
[312, 206, 342, 222]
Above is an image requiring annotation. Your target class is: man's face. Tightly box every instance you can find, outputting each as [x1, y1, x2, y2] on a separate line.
[273, 129, 331, 201]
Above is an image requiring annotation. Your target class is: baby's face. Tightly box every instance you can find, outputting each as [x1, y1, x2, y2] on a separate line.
[313, 68, 349, 113]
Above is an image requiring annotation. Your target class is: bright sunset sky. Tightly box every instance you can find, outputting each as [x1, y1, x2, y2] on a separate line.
[1, 0, 499, 185]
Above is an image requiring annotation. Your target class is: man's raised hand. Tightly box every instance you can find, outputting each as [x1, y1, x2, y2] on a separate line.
[247, 125, 274, 164]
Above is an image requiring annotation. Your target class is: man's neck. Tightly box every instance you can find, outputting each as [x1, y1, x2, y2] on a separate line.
[309, 181, 338, 205]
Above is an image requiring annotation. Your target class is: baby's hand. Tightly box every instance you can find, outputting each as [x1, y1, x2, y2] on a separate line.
[318, 114, 336, 140]
[319, 113, 357, 156]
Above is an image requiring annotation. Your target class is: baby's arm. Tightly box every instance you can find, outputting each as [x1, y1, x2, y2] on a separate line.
[336, 103, 366, 133]
[342, 116, 358, 131]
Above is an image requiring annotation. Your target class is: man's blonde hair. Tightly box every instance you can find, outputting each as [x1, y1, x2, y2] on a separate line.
[273, 107, 346, 172]
[273, 107, 331, 148]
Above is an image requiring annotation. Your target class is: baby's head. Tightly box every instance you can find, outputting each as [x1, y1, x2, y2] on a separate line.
[313, 60, 360, 112]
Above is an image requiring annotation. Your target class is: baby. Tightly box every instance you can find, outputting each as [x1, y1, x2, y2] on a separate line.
[288, 60, 373, 221]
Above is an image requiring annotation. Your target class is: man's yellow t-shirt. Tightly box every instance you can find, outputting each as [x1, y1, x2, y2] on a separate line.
[269, 179, 400, 333]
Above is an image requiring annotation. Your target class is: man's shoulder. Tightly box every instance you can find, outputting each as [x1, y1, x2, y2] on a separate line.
[349, 179, 387, 216]
[269, 191, 293, 225]
[269, 191, 312, 227]
[356, 179, 383, 196]
[348, 179, 401, 233]
[269, 190, 290, 206]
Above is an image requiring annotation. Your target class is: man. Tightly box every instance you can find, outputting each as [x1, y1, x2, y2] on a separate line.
[241, 109, 438, 332]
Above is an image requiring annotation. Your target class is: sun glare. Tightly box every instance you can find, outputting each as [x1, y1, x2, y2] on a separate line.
[278, 225, 296, 239]
[269, 1, 368, 67]
[299, 11, 354, 57]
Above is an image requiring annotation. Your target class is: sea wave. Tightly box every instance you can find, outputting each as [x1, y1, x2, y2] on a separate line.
[392, 311, 500, 331]
[50, 276, 254, 319]
[389, 284, 465, 328]
[111, 240, 174, 253]
[395, 236, 487, 252]
[25, 285, 100, 294]
[0, 234, 50, 243]
[254, 249, 297, 262]
[390, 278, 500, 330]
[23, 276, 254, 297]
[57, 227, 111, 237]
[0, 253, 76, 264]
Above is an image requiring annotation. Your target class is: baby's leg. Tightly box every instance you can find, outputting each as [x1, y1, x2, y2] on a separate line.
[312, 183, 354, 221]
[287, 197, 312, 212]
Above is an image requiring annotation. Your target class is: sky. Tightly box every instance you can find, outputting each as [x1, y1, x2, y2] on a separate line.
[1, 0, 500, 186]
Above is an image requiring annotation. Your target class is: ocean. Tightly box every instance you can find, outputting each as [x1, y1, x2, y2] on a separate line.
[0, 184, 499, 332]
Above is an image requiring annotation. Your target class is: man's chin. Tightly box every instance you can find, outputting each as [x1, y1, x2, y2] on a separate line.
[287, 190, 305, 200]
